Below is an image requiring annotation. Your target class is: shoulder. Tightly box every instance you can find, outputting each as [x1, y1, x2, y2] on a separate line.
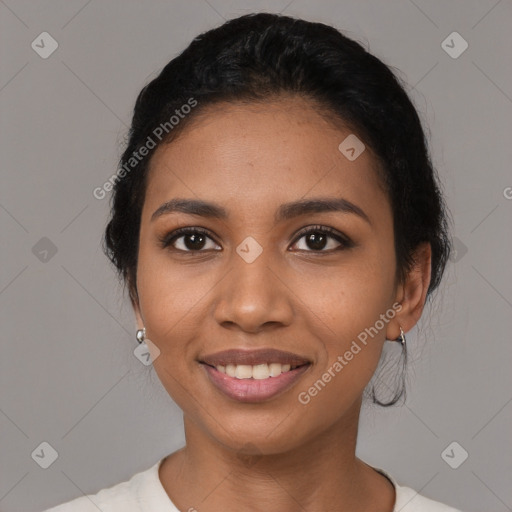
[371, 466, 463, 512]
[394, 484, 463, 511]
[42, 458, 176, 512]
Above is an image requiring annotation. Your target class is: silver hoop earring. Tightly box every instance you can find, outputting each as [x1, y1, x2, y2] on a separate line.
[369, 325, 408, 407]
[136, 328, 146, 344]
[396, 326, 406, 347]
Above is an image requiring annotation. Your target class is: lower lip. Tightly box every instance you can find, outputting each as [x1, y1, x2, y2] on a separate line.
[201, 364, 310, 403]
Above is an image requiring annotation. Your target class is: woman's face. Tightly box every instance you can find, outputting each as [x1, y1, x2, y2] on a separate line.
[134, 96, 403, 454]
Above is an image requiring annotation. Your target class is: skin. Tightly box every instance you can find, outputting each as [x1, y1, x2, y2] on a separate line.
[132, 95, 432, 512]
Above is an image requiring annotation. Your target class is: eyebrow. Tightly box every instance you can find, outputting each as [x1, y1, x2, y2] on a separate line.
[151, 197, 371, 225]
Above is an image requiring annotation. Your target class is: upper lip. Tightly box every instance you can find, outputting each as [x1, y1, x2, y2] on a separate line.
[200, 348, 311, 367]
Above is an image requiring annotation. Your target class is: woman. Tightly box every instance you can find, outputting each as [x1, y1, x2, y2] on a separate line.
[45, 12, 461, 512]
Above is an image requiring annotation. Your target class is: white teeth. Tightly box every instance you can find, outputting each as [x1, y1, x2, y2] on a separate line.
[215, 363, 299, 379]
[252, 364, 270, 380]
[269, 363, 282, 377]
[234, 365, 252, 379]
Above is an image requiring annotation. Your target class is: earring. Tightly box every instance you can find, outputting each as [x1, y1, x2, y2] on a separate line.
[368, 325, 408, 407]
[396, 326, 406, 347]
[136, 327, 146, 344]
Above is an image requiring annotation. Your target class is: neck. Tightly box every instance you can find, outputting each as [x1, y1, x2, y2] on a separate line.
[159, 399, 395, 512]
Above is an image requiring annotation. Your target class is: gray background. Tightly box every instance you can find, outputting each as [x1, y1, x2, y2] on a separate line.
[1, 1, 511, 511]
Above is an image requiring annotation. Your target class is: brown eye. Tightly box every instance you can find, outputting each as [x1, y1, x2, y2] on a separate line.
[160, 228, 221, 252]
[291, 225, 352, 252]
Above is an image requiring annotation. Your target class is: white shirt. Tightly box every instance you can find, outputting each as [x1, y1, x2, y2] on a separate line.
[44, 458, 462, 511]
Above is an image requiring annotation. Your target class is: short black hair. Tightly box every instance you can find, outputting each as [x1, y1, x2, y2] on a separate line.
[103, 13, 451, 404]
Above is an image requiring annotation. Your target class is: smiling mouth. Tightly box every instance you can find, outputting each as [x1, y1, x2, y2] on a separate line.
[201, 361, 310, 379]
[198, 347, 312, 402]
[200, 362, 311, 403]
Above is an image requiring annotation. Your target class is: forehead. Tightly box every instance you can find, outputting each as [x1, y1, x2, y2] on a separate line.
[143, 97, 389, 225]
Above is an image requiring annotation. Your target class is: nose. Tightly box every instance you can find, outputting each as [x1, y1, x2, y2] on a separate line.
[213, 249, 294, 333]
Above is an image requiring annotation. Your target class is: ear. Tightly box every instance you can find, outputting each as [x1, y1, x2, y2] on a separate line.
[386, 242, 432, 340]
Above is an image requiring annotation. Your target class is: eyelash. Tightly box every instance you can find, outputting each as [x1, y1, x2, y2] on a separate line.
[158, 225, 353, 254]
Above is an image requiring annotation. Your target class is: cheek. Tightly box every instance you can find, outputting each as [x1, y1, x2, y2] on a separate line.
[299, 247, 396, 338]
[135, 245, 234, 412]
[135, 249, 206, 389]
[295, 276, 392, 423]
[136, 242, 214, 336]
[293, 250, 396, 406]
[136, 264, 206, 415]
